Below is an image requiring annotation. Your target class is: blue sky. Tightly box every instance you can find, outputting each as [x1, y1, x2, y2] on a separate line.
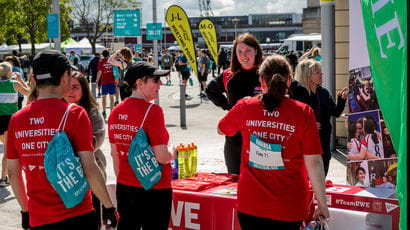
[138, 0, 306, 24]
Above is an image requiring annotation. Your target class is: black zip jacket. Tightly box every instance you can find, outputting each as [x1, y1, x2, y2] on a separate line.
[206, 67, 261, 111]
[310, 85, 346, 155]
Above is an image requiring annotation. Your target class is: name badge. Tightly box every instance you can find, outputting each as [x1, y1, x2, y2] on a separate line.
[249, 134, 285, 170]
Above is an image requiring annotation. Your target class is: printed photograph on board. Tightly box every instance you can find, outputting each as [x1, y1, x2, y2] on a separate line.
[347, 160, 370, 187]
[348, 66, 379, 113]
[379, 112, 397, 158]
[346, 110, 384, 161]
[367, 158, 397, 189]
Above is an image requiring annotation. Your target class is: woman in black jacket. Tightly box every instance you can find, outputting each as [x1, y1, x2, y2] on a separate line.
[206, 33, 263, 174]
[295, 59, 348, 176]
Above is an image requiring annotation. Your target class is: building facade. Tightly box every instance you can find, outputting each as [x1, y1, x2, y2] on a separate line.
[71, 13, 303, 49]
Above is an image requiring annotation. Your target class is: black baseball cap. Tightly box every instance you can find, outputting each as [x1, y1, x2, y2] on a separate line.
[124, 61, 170, 87]
[32, 50, 75, 81]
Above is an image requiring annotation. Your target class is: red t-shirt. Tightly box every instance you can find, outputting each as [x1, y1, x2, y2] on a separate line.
[218, 96, 322, 221]
[108, 97, 171, 188]
[97, 58, 115, 85]
[7, 98, 94, 227]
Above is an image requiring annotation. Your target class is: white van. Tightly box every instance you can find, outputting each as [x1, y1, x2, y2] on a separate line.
[277, 33, 321, 53]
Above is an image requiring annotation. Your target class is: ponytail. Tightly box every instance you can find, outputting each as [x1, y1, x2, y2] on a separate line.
[258, 54, 292, 112]
[371, 132, 379, 144]
[261, 73, 288, 112]
[364, 117, 379, 144]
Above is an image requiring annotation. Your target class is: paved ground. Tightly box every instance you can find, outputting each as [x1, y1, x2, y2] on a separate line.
[0, 71, 347, 229]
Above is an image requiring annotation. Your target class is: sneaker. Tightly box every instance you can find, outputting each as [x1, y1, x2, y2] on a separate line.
[199, 93, 207, 98]
[185, 94, 192, 100]
[114, 101, 119, 106]
[102, 111, 106, 119]
[0, 177, 10, 187]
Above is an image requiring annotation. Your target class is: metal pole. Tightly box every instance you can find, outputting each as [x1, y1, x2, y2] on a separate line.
[164, 8, 167, 49]
[321, 1, 336, 150]
[153, 0, 158, 68]
[91, 83, 97, 98]
[232, 18, 240, 39]
[153, 0, 160, 105]
[52, 0, 61, 51]
[180, 83, 187, 128]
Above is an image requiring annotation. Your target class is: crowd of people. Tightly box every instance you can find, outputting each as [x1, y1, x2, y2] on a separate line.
[0, 33, 342, 229]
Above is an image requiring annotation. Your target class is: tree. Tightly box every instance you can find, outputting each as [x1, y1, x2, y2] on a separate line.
[69, 0, 141, 54]
[0, 0, 71, 56]
[0, 1, 25, 47]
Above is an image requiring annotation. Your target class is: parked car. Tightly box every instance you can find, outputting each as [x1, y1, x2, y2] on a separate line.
[79, 55, 93, 69]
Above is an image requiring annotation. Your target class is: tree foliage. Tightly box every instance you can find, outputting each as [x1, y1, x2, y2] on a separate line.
[0, 0, 72, 56]
[69, 0, 142, 54]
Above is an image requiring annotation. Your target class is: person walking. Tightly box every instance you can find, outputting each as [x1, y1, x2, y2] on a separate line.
[72, 57, 85, 75]
[4, 56, 26, 109]
[161, 49, 173, 85]
[65, 71, 107, 229]
[217, 48, 227, 75]
[198, 49, 210, 97]
[108, 47, 134, 102]
[108, 62, 176, 229]
[68, 50, 79, 64]
[177, 50, 192, 99]
[295, 59, 348, 176]
[0, 62, 30, 187]
[217, 54, 329, 229]
[6, 50, 118, 230]
[206, 33, 263, 174]
[87, 53, 101, 97]
[173, 51, 182, 84]
[96, 49, 116, 119]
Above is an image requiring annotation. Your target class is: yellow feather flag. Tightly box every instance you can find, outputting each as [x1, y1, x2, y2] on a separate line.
[166, 5, 198, 78]
[199, 19, 218, 65]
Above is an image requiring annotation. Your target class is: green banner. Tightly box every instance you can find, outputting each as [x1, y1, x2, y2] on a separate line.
[361, 1, 407, 229]
[146, 23, 163, 41]
[113, 9, 141, 37]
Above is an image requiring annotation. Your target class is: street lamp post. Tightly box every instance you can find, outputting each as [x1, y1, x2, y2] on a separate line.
[232, 18, 240, 39]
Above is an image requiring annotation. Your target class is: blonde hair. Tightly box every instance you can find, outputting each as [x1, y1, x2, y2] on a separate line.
[0, 62, 12, 78]
[120, 47, 133, 63]
[294, 59, 321, 94]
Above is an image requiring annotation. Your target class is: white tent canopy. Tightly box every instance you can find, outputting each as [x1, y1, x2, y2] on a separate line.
[167, 45, 181, 51]
[64, 37, 105, 54]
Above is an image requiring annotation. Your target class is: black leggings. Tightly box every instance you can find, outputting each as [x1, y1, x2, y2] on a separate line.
[116, 183, 172, 230]
[31, 211, 98, 230]
[238, 211, 302, 230]
[321, 151, 332, 177]
[224, 132, 242, 174]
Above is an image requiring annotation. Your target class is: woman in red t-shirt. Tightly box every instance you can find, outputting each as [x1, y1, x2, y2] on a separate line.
[7, 50, 117, 229]
[218, 54, 330, 229]
[108, 62, 176, 230]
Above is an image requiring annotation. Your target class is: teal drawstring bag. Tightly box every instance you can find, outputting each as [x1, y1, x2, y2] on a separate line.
[44, 104, 89, 208]
[128, 103, 162, 190]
